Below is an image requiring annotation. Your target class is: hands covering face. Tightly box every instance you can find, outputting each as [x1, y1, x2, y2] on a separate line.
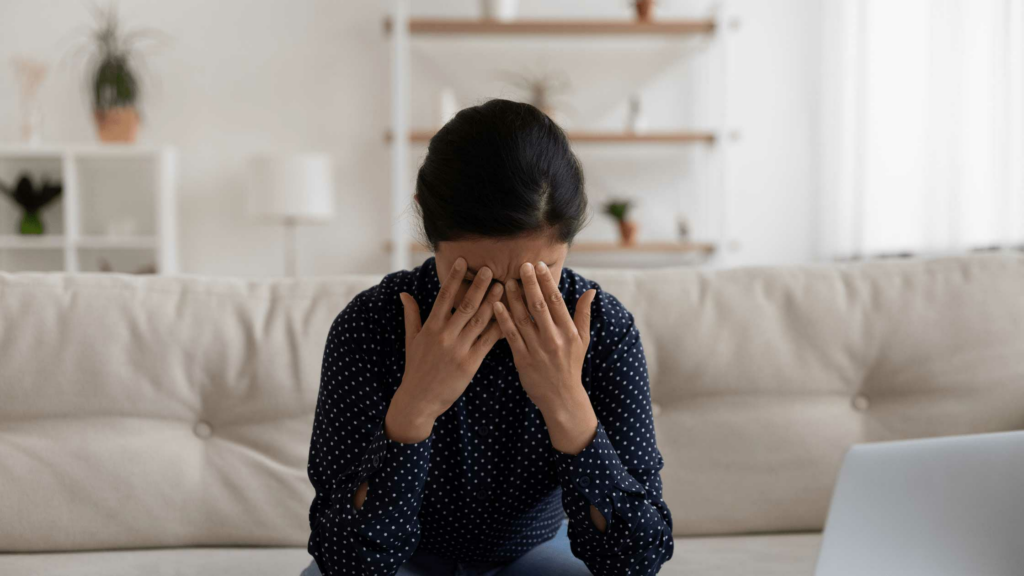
[492, 261, 597, 414]
[396, 258, 596, 424]
[397, 257, 505, 421]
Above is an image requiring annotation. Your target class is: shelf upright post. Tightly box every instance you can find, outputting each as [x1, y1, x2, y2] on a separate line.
[390, 0, 411, 272]
[709, 1, 735, 269]
[62, 151, 79, 272]
[690, 15, 711, 259]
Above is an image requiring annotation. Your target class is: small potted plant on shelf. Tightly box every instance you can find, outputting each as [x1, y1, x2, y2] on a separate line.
[0, 173, 63, 235]
[500, 67, 571, 121]
[633, 0, 655, 22]
[602, 198, 638, 245]
[76, 4, 163, 143]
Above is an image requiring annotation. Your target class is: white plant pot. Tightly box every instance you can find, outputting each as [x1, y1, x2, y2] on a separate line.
[481, 0, 518, 22]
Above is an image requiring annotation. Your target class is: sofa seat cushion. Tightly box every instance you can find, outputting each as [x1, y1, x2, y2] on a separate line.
[663, 533, 821, 576]
[0, 547, 313, 576]
[0, 534, 821, 576]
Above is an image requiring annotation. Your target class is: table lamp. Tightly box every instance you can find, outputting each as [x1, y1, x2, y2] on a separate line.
[247, 153, 335, 276]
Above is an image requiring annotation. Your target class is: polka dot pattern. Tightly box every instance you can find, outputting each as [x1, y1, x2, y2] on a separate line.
[307, 257, 673, 574]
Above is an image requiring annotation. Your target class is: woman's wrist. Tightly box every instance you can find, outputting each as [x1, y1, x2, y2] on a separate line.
[384, 384, 438, 444]
[539, 384, 598, 455]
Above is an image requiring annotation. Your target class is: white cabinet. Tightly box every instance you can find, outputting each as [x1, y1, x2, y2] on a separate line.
[0, 144, 177, 274]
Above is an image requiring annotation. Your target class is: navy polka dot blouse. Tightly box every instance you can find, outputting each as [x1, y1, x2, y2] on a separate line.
[307, 257, 673, 575]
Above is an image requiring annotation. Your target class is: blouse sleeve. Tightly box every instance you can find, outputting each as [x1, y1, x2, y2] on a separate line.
[306, 292, 433, 575]
[553, 290, 674, 575]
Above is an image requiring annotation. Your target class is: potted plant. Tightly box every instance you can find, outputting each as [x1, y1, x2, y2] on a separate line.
[501, 67, 571, 120]
[602, 199, 638, 245]
[78, 5, 162, 143]
[633, 0, 655, 22]
[0, 173, 63, 235]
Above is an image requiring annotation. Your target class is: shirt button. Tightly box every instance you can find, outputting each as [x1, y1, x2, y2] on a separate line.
[475, 489, 489, 501]
[372, 455, 380, 468]
[578, 475, 591, 488]
[477, 424, 491, 437]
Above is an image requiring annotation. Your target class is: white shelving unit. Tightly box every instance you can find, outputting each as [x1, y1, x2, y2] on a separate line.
[0, 144, 178, 274]
[384, 2, 737, 271]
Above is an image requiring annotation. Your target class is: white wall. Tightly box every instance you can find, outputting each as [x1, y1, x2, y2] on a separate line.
[0, 0, 821, 275]
[722, 0, 821, 266]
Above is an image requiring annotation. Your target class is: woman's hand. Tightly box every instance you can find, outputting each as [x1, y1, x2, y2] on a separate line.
[385, 257, 505, 443]
[492, 261, 599, 455]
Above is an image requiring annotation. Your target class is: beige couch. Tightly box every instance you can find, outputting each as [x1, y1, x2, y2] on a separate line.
[2, 254, 1023, 575]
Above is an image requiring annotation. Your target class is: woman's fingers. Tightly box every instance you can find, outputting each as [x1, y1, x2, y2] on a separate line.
[519, 262, 558, 337]
[471, 322, 504, 361]
[573, 289, 597, 346]
[504, 277, 538, 348]
[460, 282, 503, 345]
[427, 257, 466, 327]
[534, 261, 574, 331]
[492, 301, 528, 355]
[450, 266, 493, 332]
[399, 292, 421, 349]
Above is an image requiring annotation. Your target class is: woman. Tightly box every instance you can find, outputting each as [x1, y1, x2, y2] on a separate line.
[303, 99, 673, 576]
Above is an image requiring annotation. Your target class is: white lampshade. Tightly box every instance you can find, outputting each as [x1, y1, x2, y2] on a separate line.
[247, 153, 335, 224]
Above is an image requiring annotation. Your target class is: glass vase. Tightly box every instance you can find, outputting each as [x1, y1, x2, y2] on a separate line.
[13, 57, 48, 145]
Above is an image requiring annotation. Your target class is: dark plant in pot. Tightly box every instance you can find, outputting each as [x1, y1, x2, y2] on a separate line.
[0, 174, 63, 235]
[76, 4, 164, 142]
[602, 198, 638, 245]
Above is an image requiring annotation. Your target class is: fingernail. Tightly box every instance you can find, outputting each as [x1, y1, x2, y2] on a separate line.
[493, 302, 504, 313]
[536, 261, 548, 273]
[522, 262, 534, 275]
[506, 280, 516, 292]
[455, 257, 466, 270]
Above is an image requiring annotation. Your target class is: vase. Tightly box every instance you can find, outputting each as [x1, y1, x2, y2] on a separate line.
[482, 0, 518, 22]
[94, 107, 140, 143]
[635, 0, 654, 22]
[20, 211, 44, 235]
[438, 87, 458, 126]
[618, 220, 638, 245]
[13, 57, 48, 145]
[20, 101, 43, 145]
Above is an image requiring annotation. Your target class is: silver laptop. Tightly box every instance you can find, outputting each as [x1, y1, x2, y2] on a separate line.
[815, 430, 1024, 576]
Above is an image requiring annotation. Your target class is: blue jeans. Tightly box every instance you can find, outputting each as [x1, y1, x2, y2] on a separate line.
[300, 519, 590, 575]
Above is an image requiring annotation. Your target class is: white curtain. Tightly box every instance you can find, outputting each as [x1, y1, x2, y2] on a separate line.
[820, 0, 1024, 258]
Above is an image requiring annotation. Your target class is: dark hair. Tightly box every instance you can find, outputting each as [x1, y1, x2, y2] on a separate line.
[414, 99, 588, 250]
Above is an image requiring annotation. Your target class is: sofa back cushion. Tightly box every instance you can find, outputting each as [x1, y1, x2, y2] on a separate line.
[1, 254, 1022, 551]
[0, 273, 377, 552]
[582, 254, 1024, 536]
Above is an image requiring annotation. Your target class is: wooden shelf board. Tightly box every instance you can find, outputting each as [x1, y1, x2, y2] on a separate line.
[390, 240, 715, 255]
[0, 235, 65, 249]
[570, 241, 716, 254]
[565, 131, 715, 144]
[387, 130, 715, 145]
[384, 18, 716, 36]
